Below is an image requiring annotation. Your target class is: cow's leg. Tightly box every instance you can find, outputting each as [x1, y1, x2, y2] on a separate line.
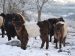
[55, 39, 58, 49]
[63, 37, 66, 47]
[35, 37, 36, 40]
[46, 40, 49, 49]
[7, 33, 11, 41]
[46, 34, 49, 49]
[55, 40, 58, 49]
[40, 40, 45, 49]
[58, 37, 62, 52]
[21, 36, 28, 50]
[40, 35, 45, 49]
[54, 37, 57, 43]
[49, 34, 52, 42]
[59, 42, 62, 50]
[8, 35, 11, 41]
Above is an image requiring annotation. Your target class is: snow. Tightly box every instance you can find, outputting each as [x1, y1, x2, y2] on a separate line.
[0, 0, 75, 55]
[0, 19, 75, 56]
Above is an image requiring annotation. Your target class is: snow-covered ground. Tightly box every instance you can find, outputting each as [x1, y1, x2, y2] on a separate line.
[0, 0, 75, 56]
[0, 18, 75, 56]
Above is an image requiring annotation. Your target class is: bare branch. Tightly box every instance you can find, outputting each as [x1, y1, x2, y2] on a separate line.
[36, 0, 48, 21]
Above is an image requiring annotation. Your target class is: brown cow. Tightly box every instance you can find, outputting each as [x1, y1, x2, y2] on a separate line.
[48, 17, 64, 42]
[54, 21, 68, 52]
[12, 13, 49, 50]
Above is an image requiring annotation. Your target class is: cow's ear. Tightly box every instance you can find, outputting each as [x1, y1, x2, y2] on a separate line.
[59, 17, 64, 22]
[0, 13, 6, 18]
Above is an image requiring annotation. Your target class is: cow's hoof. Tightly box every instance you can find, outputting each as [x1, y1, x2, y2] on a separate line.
[58, 49, 62, 52]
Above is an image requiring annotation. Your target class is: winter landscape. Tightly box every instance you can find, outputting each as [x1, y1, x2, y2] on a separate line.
[0, 0, 75, 56]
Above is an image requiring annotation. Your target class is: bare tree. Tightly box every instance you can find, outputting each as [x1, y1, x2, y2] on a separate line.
[19, 0, 30, 21]
[36, 0, 48, 21]
[7, 0, 29, 21]
[19, 0, 26, 15]
[2, 0, 6, 13]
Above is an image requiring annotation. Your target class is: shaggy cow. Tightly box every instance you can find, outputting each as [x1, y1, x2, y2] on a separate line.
[12, 13, 49, 50]
[0, 13, 17, 41]
[54, 21, 68, 52]
[48, 17, 64, 42]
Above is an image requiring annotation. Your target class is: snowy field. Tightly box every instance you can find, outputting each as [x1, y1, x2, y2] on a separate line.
[0, 0, 75, 56]
[0, 19, 75, 56]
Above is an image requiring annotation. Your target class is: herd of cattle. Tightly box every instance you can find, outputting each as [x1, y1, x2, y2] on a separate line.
[0, 13, 68, 52]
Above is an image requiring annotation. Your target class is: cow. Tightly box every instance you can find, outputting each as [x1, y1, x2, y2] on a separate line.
[12, 13, 49, 50]
[48, 17, 64, 42]
[54, 21, 68, 52]
[0, 13, 17, 41]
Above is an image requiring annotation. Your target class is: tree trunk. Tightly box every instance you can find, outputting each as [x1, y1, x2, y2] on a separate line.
[38, 9, 42, 21]
[3, 0, 6, 13]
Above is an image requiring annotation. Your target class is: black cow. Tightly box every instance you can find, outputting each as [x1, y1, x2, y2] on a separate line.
[48, 17, 65, 42]
[0, 13, 17, 41]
